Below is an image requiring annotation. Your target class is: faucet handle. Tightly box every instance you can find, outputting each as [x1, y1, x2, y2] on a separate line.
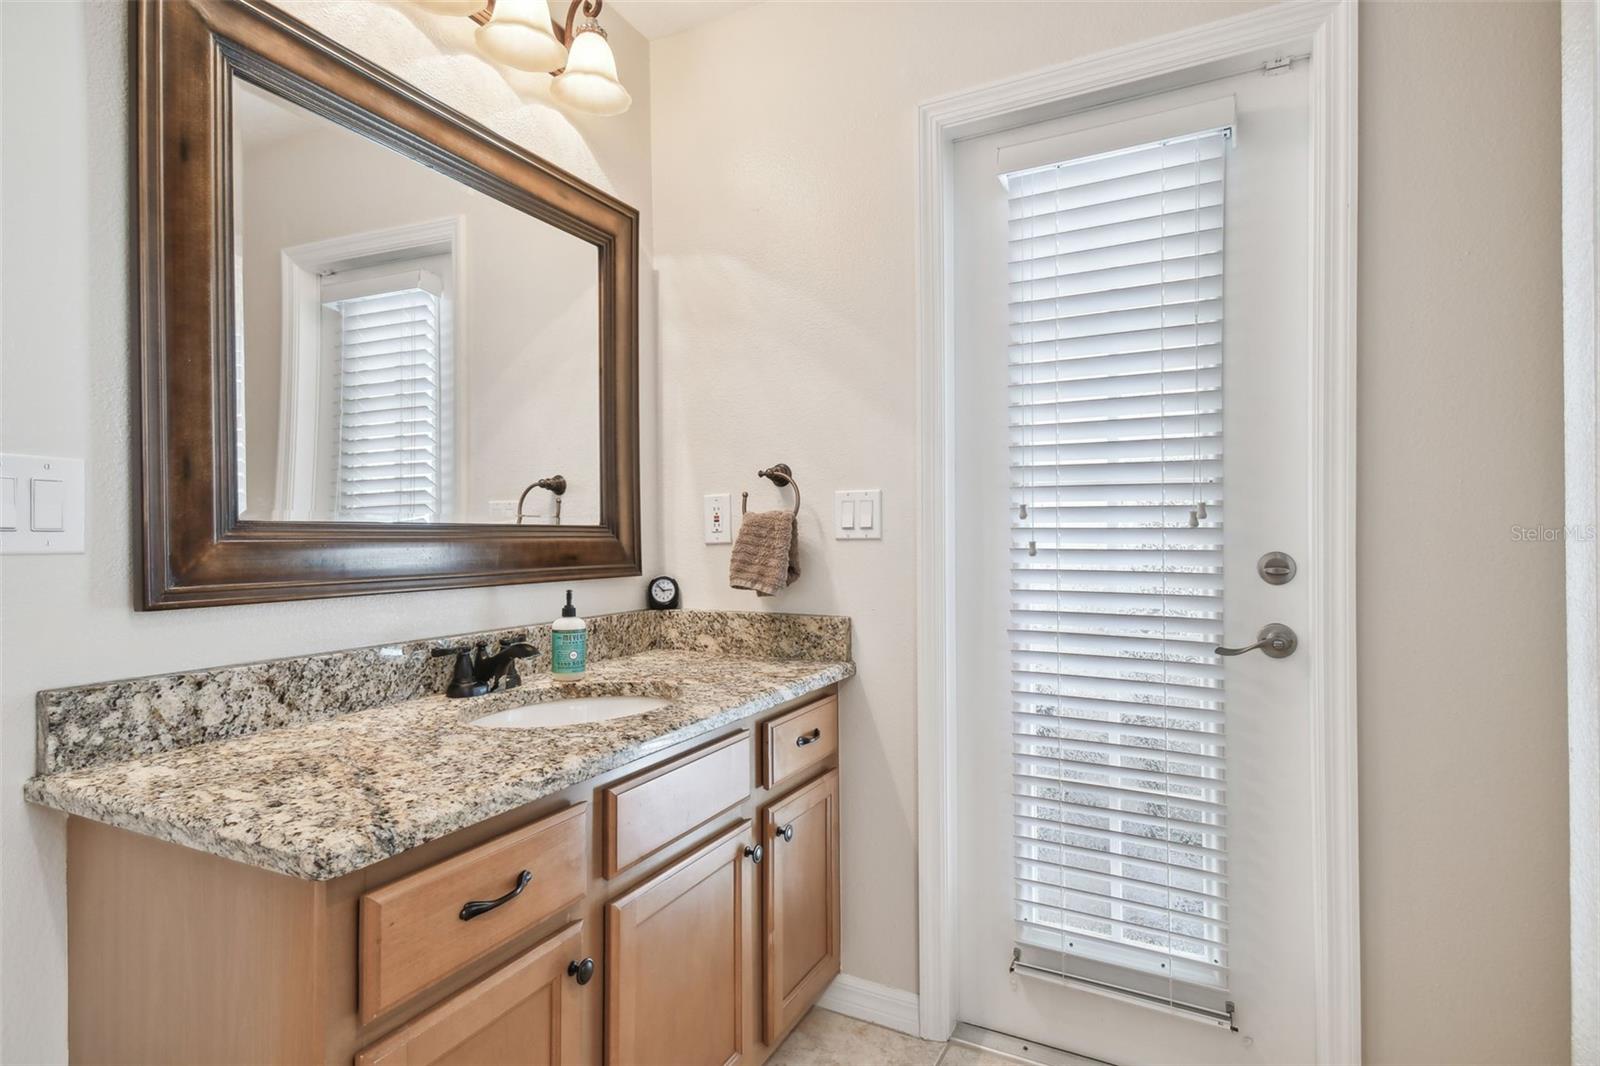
[432, 644, 489, 699]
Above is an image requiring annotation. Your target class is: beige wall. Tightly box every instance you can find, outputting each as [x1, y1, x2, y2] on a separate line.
[651, 1, 1570, 1061]
[1358, 3, 1568, 1063]
[0, 3, 656, 1060]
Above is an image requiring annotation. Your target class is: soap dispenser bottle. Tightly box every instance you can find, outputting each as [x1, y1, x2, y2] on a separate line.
[551, 590, 588, 682]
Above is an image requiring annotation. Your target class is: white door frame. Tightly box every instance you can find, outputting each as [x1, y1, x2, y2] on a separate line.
[1561, 2, 1599, 1060]
[913, 3, 1361, 1061]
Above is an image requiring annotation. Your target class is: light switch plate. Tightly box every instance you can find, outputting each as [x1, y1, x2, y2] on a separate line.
[0, 454, 85, 554]
[0, 477, 17, 532]
[835, 489, 882, 540]
[704, 493, 733, 544]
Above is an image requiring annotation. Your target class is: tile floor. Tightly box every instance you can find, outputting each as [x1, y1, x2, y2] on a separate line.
[768, 1009, 1030, 1066]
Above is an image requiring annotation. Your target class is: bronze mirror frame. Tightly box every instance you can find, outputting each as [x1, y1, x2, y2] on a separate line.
[136, 0, 641, 609]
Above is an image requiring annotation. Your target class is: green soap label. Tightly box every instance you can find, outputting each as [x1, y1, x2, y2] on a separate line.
[552, 630, 587, 674]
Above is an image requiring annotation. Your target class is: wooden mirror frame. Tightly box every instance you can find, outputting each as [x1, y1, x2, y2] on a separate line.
[136, 0, 641, 609]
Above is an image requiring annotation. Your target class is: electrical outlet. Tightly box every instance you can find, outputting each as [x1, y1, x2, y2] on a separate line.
[488, 499, 518, 523]
[704, 493, 732, 544]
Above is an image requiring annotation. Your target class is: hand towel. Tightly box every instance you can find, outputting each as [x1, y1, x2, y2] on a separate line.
[729, 510, 800, 596]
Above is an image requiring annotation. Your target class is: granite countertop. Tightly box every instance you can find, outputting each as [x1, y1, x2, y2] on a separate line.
[24, 612, 852, 881]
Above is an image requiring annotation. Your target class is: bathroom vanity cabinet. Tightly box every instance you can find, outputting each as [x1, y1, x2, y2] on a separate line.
[64, 689, 842, 1065]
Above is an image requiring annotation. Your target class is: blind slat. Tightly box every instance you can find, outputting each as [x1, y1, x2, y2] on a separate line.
[1016, 849, 1229, 904]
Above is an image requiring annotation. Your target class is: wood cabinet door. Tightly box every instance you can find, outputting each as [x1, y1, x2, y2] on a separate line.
[605, 821, 758, 1066]
[356, 921, 587, 1066]
[761, 770, 841, 1046]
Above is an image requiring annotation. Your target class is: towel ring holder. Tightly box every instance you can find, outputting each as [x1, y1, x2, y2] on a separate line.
[741, 464, 801, 517]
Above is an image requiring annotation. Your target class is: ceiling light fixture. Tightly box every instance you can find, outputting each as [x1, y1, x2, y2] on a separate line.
[474, 0, 567, 73]
[423, 0, 632, 116]
[549, 17, 632, 116]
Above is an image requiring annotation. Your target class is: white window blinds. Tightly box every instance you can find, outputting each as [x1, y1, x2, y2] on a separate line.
[324, 269, 446, 523]
[1004, 128, 1233, 1023]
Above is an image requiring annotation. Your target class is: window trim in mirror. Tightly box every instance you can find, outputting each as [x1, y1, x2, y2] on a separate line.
[136, 0, 641, 609]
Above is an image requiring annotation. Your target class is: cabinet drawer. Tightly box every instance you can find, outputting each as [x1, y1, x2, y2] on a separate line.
[761, 695, 838, 790]
[357, 921, 586, 1066]
[602, 731, 751, 878]
[360, 804, 589, 1022]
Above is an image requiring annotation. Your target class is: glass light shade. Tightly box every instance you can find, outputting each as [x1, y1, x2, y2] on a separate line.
[415, 0, 486, 16]
[475, 0, 567, 73]
[550, 25, 631, 116]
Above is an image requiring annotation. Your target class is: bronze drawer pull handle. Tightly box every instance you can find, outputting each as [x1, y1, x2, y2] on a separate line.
[779, 823, 795, 843]
[458, 869, 532, 921]
[795, 729, 822, 747]
[744, 843, 764, 865]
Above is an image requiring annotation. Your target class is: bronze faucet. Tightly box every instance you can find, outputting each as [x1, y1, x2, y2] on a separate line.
[431, 639, 538, 698]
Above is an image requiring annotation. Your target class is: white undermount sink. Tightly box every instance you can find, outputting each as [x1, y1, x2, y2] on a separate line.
[469, 694, 672, 729]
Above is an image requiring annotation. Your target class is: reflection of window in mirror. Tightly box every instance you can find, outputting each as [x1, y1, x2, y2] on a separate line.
[324, 258, 454, 522]
[231, 74, 604, 529]
[268, 224, 462, 523]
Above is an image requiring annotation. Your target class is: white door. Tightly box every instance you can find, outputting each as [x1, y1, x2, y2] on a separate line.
[953, 60, 1316, 1065]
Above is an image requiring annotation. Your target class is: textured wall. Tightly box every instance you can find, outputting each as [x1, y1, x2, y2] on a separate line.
[0, 3, 656, 1059]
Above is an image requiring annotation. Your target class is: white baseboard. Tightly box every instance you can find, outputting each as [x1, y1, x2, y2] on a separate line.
[816, 973, 922, 1037]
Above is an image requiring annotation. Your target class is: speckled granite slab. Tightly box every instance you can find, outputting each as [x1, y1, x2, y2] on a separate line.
[37, 609, 848, 775]
[25, 611, 851, 881]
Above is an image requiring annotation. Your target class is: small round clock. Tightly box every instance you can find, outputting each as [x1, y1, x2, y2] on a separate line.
[647, 575, 681, 610]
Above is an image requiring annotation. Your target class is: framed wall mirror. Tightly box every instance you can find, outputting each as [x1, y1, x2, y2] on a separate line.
[136, 0, 641, 609]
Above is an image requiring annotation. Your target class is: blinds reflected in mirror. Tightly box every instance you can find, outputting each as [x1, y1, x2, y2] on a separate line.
[326, 269, 447, 523]
[1004, 127, 1233, 1022]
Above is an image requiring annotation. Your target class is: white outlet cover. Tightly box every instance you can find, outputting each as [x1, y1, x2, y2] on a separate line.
[704, 493, 732, 544]
[488, 499, 518, 522]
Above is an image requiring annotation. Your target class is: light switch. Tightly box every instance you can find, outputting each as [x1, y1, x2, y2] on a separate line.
[0, 477, 16, 531]
[31, 479, 65, 531]
[834, 489, 882, 540]
[1, 454, 85, 554]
